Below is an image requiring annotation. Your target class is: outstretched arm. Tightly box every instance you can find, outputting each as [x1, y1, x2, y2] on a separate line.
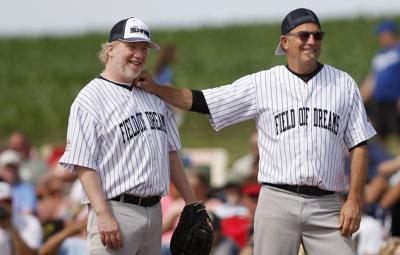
[134, 71, 211, 114]
[135, 71, 193, 111]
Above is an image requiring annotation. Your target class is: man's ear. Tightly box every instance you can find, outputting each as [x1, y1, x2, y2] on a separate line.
[107, 43, 116, 57]
[280, 36, 289, 52]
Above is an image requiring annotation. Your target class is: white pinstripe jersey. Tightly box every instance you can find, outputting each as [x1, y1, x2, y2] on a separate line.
[203, 64, 376, 191]
[59, 76, 181, 204]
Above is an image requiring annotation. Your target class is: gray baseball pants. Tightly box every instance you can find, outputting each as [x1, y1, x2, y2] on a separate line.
[87, 200, 162, 255]
[254, 185, 355, 255]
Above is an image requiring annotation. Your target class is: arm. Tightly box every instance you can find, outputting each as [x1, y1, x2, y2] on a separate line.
[135, 71, 193, 111]
[169, 151, 196, 204]
[0, 203, 37, 255]
[364, 175, 388, 205]
[379, 182, 400, 209]
[39, 219, 86, 255]
[359, 73, 375, 103]
[378, 156, 400, 177]
[76, 166, 123, 249]
[339, 144, 368, 236]
[8, 227, 38, 255]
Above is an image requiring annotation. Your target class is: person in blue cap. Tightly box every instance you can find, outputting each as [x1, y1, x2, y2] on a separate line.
[360, 21, 400, 153]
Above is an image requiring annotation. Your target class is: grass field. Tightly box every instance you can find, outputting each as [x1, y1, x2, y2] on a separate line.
[0, 16, 399, 164]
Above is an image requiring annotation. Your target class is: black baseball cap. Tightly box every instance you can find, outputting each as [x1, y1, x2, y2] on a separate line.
[108, 17, 160, 50]
[275, 8, 321, 55]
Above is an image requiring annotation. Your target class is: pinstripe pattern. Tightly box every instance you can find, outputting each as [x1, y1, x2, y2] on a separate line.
[59, 76, 181, 204]
[203, 64, 376, 192]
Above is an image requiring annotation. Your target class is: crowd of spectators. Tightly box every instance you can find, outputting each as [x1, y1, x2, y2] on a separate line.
[351, 19, 400, 255]
[0, 130, 262, 255]
[0, 132, 87, 255]
[1, 127, 398, 255]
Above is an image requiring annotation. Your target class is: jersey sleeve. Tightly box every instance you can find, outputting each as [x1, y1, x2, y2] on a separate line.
[202, 74, 258, 131]
[59, 103, 102, 173]
[344, 80, 377, 148]
[165, 104, 182, 152]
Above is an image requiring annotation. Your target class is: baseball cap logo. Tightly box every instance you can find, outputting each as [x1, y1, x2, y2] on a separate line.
[130, 26, 150, 37]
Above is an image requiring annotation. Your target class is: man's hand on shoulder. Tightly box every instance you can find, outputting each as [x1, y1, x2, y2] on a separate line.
[133, 71, 158, 93]
[133, 71, 193, 110]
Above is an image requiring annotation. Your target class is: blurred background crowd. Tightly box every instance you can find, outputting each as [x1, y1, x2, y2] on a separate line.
[1, 7, 400, 255]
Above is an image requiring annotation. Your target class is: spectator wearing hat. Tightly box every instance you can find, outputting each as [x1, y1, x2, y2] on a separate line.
[0, 181, 42, 255]
[0, 150, 38, 215]
[360, 20, 400, 237]
[7, 132, 49, 186]
[360, 21, 400, 154]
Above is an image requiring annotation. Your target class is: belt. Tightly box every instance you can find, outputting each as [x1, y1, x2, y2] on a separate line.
[111, 194, 160, 207]
[262, 183, 334, 196]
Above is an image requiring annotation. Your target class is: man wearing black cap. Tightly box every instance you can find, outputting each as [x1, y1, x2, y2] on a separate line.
[59, 17, 196, 255]
[135, 8, 376, 255]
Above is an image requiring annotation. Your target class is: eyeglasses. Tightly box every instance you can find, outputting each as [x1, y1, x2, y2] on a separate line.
[286, 31, 325, 41]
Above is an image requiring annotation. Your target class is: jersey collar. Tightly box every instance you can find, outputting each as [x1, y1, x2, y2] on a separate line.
[97, 75, 133, 91]
[285, 62, 324, 83]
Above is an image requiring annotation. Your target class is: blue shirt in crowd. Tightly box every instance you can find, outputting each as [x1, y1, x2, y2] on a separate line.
[12, 182, 37, 214]
[154, 65, 173, 86]
[372, 43, 400, 102]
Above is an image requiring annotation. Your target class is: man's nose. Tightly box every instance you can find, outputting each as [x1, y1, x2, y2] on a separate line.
[307, 34, 318, 44]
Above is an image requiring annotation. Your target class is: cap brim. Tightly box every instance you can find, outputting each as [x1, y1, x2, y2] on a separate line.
[118, 38, 160, 51]
[275, 42, 286, 56]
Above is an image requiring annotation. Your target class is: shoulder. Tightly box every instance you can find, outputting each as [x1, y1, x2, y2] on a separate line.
[228, 66, 278, 87]
[75, 78, 107, 102]
[71, 78, 107, 118]
[322, 64, 358, 88]
[250, 65, 290, 86]
[321, 64, 350, 77]
[136, 88, 168, 108]
[253, 65, 286, 77]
